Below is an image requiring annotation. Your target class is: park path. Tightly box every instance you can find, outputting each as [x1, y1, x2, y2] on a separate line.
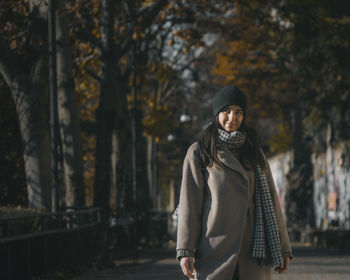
[76, 243, 350, 280]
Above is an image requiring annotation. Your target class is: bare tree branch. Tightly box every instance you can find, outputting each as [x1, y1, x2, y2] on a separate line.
[116, 0, 168, 58]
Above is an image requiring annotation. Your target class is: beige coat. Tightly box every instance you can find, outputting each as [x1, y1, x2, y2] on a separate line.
[176, 142, 292, 280]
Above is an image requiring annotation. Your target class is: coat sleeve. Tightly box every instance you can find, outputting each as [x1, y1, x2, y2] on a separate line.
[176, 143, 205, 261]
[262, 152, 293, 258]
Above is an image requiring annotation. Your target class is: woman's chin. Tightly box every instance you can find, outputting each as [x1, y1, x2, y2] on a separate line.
[224, 126, 237, 132]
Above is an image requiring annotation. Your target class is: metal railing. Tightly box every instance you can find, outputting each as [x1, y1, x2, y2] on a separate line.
[0, 208, 101, 280]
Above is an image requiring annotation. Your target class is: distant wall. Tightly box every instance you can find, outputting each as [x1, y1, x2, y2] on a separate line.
[268, 151, 293, 216]
[312, 141, 350, 230]
[268, 141, 350, 230]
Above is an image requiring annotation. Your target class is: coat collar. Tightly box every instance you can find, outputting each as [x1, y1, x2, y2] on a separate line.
[217, 146, 249, 184]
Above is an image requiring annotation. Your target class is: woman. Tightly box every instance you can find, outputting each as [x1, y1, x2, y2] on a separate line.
[176, 85, 292, 280]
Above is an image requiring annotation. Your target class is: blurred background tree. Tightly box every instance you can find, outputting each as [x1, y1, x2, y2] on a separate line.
[0, 0, 52, 208]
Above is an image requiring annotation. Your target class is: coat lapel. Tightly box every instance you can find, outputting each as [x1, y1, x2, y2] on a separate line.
[217, 146, 249, 184]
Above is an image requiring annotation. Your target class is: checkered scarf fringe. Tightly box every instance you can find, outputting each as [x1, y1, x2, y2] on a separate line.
[217, 129, 283, 268]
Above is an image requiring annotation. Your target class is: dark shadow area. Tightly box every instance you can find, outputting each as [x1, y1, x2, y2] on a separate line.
[292, 243, 350, 257]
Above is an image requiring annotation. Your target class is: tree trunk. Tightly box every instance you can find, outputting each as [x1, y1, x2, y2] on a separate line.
[0, 58, 52, 209]
[116, 123, 132, 214]
[286, 102, 314, 241]
[110, 129, 118, 210]
[93, 0, 117, 218]
[147, 136, 158, 210]
[135, 109, 150, 210]
[111, 79, 130, 214]
[56, 2, 86, 207]
[0, 0, 53, 209]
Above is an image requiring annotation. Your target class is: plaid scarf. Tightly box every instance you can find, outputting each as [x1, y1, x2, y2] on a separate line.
[217, 129, 283, 268]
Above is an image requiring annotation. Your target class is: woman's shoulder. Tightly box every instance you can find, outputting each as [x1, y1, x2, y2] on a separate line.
[185, 142, 201, 159]
[188, 141, 200, 151]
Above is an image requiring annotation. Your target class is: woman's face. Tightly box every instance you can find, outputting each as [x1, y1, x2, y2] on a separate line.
[218, 105, 244, 132]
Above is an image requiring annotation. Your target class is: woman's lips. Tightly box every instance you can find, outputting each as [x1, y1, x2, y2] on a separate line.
[226, 123, 237, 127]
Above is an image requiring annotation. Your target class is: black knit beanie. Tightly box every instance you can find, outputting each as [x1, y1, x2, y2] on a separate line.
[212, 85, 247, 116]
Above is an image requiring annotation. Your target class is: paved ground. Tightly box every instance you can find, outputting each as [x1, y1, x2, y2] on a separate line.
[77, 243, 350, 280]
[272, 244, 350, 280]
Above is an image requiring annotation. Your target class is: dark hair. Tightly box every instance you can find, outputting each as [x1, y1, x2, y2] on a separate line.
[199, 117, 265, 170]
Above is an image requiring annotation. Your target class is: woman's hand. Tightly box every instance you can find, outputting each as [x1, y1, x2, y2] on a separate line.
[180, 257, 195, 278]
[274, 257, 290, 274]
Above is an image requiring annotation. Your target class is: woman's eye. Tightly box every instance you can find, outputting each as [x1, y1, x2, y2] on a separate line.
[222, 109, 243, 115]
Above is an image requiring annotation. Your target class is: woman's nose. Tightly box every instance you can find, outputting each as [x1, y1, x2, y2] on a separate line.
[228, 111, 235, 121]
